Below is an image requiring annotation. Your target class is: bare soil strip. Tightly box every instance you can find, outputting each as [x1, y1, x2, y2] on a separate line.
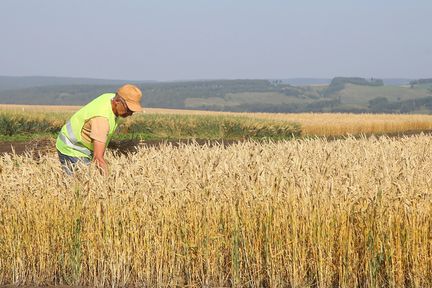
[0, 139, 241, 156]
[0, 139, 55, 155]
[1, 129, 431, 156]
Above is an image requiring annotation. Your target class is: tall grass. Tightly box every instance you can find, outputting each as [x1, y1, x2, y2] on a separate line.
[0, 114, 61, 136]
[0, 135, 431, 286]
[0, 111, 300, 141]
[122, 114, 300, 140]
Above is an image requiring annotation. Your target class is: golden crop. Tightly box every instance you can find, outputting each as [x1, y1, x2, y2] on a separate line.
[1, 135, 431, 287]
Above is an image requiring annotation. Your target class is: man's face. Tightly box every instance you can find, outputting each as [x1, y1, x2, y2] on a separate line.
[117, 97, 134, 118]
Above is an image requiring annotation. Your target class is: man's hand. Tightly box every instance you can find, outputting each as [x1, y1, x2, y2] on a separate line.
[93, 140, 108, 175]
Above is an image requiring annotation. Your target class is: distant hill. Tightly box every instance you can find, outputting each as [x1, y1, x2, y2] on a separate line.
[323, 77, 384, 97]
[0, 79, 321, 108]
[275, 78, 331, 86]
[276, 78, 411, 86]
[409, 78, 432, 87]
[0, 76, 430, 114]
[382, 78, 411, 86]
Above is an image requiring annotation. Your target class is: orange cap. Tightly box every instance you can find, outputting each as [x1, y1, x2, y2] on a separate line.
[116, 84, 143, 112]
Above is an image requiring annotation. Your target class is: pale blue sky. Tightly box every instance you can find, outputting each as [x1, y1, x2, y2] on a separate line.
[0, 0, 431, 80]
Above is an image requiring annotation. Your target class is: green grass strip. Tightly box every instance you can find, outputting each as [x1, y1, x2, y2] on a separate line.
[0, 112, 301, 142]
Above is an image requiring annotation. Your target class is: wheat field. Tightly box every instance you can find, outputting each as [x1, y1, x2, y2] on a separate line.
[1, 135, 431, 287]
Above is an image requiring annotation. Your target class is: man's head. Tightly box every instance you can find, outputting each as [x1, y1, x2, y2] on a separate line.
[112, 84, 143, 118]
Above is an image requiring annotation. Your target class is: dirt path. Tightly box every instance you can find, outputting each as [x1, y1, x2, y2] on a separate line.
[0, 139, 241, 156]
[1, 130, 431, 156]
[0, 139, 55, 155]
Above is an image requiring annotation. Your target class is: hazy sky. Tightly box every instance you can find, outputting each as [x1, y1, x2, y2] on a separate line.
[0, 0, 431, 81]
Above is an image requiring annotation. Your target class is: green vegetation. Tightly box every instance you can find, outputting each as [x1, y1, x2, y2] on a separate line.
[125, 114, 301, 140]
[368, 96, 432, 113]
[0, 114, 60, 136]
[323, 77, 384, 97]
[409, 78, 432, 87]
[0, 111, 301, 142]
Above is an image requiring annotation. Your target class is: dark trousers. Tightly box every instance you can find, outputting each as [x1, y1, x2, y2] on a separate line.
[57, 150, 91, 175]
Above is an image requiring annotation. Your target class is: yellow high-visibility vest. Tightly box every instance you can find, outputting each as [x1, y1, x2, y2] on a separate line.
[56, 93, 119, 158]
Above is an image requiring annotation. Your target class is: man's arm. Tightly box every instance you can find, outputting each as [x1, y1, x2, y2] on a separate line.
[93, 140, 108, 175]
[87, 117, 110, 175]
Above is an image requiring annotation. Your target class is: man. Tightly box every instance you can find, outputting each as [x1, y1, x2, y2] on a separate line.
[56, 84, 142, 175]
